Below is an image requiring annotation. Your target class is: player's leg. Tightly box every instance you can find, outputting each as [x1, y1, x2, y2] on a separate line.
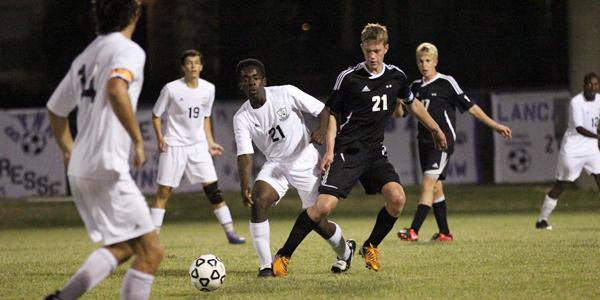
[249, 180, 281, 276]
[152, 145, 186, 232]
[185, 143, 245, 243]
[150, 184, 172, 232]
[288, 148, 355, 273]
[431, 181, 453, 241]
[202, 180, 246, 244]
[537, 154, 580, 229]
[273, 194, 340, 277]
[121, 231, 164, 300]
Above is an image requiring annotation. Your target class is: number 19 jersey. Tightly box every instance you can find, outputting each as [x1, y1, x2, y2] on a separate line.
[46, 32, 145, 180]
[152, 78, 215, 146]
[233, 85, 324, 162]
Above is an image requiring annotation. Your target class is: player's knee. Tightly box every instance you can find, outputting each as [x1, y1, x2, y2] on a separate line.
[142, 241, 164, 265]
[203, 182, 224, 205]
[157, 185, 172, 200]
[387, 191, 406, 211]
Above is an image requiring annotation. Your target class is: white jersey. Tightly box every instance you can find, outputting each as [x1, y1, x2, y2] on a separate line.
[47, 32, 145, 180]
[560, 92, 600, 156]
[152, 78, 215, 146]
[233, 85, 324, 162]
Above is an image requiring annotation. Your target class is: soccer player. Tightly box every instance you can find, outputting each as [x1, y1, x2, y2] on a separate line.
[149, 49, 245, 244]
[45, 1, 163, 299]
[536, 72, 600, 230]
[271, 23, 447, 276]
[397, 42, 512, 241]
[234, 58, 354, 277]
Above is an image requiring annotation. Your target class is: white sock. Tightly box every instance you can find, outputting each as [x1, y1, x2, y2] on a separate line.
[326, 223, 349, 260]
[150, 208, 165, 231]
[121, 268, 154, 300]
[214, 205, 234, 232]
[59, 248, 117, 299]
[249, 220, 271, 269]
[433, 195, 445, 203]
[538, 195, 558, 222]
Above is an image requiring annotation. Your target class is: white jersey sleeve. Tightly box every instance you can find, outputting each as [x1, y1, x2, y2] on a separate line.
[152, 85, 171, 117]
[205, 84, 215, 118]
[233, 106, 255, 156]
[109, 46, 145, 84]
[287, 85, 325, 117]
[47, 69, 78, 117]
[570, 97, 584, 128]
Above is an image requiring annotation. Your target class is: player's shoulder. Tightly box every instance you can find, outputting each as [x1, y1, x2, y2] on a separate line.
[233, 101, 252, 121]
[333, 63, 363, 89]
[384, 63, 408, 78]
[411, 78, 423, 87]
[106, 32, 145, 56]
[198, 78, 215, 90]
[436, 73, 463, 93]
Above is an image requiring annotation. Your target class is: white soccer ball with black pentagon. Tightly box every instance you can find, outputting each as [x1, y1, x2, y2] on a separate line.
[189, 254, 226, 292]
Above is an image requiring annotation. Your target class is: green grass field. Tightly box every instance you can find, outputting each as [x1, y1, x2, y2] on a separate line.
[1, 185, 600, 299]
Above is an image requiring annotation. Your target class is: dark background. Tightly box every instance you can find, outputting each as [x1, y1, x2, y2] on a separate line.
[0, 0, 568, 108]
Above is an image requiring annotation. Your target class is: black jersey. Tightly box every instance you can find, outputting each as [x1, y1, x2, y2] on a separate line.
[327, 62, 414, 152]
[411, 73, 473, 147]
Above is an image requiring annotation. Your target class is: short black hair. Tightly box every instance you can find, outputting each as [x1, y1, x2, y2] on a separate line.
[236, 58, 266, 79]
[584, 72, 599, 85]
[180, 49, 203, 66]
[92, 0, 140, 34]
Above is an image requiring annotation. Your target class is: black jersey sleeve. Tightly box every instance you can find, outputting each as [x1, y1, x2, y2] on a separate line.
[326, 68, 350, 114]
[444, 75, 473, 113]
[396, 73, 414, 104]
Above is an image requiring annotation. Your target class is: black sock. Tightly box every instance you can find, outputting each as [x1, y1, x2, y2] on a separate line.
[363, 207, 398, 248]
[313, 219, 336, 240]
[410, 204, 431, 233]
[277, 210, 317, 257]
[433, 199, 449, 234]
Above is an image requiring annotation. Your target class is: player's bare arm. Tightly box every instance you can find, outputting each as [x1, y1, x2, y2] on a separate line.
[575, 126, 598, 139]
[48, 110, 74, 166]
[107, 76, 146, 168]
[311, 107, 330, 145]
[237, 154, 254, 207]
[151, 114, 167, 152]
[468, 104, 512, 140]
[406, 98, 447, 150]
[204, 117, 224, 156]
[320, 114, 338, 172]
[393, 101, 407, 118]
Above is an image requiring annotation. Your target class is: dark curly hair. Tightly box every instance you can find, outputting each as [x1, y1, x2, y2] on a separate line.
[92, 0, 140, 34]
[236, 58, 266, 79]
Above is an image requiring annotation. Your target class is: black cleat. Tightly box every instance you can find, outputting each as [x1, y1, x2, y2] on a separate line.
[257, 267, 274, 277]
[44, 291, 61, 300]
[331, 239, 356, 273]
[536, 220, 552, 230]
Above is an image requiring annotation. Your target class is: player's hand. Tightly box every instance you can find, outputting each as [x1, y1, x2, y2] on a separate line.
[157, 137, 167, 153]
[242, 186, 253, 207]
[133, 141, 146, 169]
[319, 151, 334, 173]
[431, 129, 448, 151]
[310, 128, 327, 145]
[62, 151, 71, 167]
[496, 124, 512, 140]
[209, 142, 224, 156]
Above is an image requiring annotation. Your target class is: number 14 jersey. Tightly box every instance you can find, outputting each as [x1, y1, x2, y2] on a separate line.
[233, 85, 324, 162]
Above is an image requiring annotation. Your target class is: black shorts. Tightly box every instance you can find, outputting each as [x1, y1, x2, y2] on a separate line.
[319, 146, 400, 198]
[418, 141, 452, 181]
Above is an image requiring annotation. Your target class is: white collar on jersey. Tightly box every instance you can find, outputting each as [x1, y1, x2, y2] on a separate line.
[420, 73, 442, 87]
[360, 62, 387, 79]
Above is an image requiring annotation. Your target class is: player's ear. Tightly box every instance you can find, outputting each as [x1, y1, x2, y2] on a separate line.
[263, 77, 267, 86]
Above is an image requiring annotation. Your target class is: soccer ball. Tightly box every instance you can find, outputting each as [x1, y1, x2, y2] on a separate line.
[189, 254, 226, 292]
[21, 131, 47, 156]
[508, 148, 531, 173]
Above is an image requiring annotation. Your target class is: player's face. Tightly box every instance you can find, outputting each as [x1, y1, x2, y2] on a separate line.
[416, 54, 438, 80]
[361, 40, 388, 73]
[181, 56, 203, 80]
[238, 67, 266, 100]
[583, 76, 599, 99]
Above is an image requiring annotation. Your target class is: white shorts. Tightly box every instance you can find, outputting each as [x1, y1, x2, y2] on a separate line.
[68, 176, 155, 246]
[555, 151, 600, 181]
[256, 146, 320, 209]
[157, 143, 218, 188]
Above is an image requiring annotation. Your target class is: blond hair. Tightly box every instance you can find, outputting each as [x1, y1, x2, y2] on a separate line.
[416, 42, 438, 59]
[361, 23, 388, 44]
